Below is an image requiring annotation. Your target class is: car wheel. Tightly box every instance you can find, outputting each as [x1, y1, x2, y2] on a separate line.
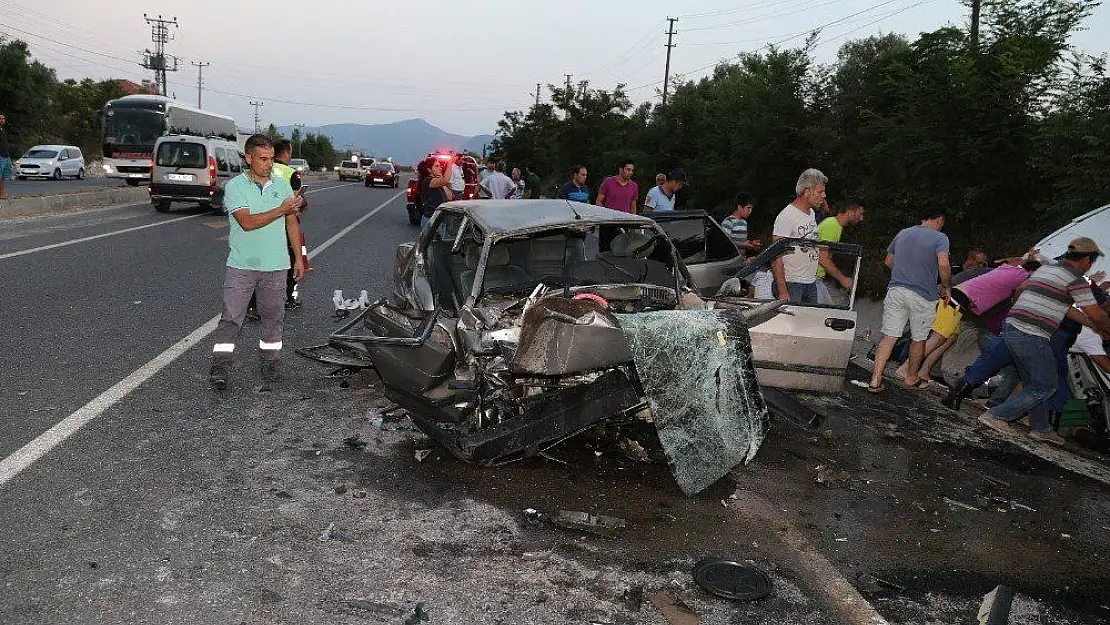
[407, 205, 421, 226]
[77, 167, 85, 180]
[154, 200, 171, 213]
[126, 179, 140, 187]
[52, 169, 62, 180]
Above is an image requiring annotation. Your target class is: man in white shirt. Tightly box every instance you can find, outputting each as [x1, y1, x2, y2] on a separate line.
[771, 168, 826, 303]
[450, 160, 466, 199]
[644, 168, 686, 212]
[480, 161, 518, 200]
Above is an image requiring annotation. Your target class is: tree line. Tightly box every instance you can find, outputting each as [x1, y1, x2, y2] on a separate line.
[489, 0, 1109, 293]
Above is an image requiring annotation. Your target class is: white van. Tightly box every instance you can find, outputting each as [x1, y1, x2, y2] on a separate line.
[149, 135, 244, 213]
[16, 145, 86, 180]
[1035, 203, 1110, 276]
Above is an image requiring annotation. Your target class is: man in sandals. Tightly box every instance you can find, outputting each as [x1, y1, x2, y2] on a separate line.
[867, 208, 951, 393]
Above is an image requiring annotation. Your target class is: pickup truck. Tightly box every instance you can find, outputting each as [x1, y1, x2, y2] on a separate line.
[405, 152, 480, 226]
[337, 160, 362, 181]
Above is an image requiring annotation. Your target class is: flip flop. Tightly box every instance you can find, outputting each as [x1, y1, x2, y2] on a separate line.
[905, 378, 932, 391]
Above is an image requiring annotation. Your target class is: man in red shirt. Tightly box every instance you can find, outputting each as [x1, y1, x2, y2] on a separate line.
[596, 159, 640, 214]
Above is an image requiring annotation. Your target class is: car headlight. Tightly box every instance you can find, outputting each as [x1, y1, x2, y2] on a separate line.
[102, 164, 113, 173]
[44, 160, 53, 165]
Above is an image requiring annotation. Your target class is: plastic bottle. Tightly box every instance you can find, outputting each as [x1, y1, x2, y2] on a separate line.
[332, 289, 344, 310]
[359, 289, 369, 308]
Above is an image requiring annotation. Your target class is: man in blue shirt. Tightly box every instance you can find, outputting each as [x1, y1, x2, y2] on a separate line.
[208, 134, 305, 390]
[556, 165, 590, 203]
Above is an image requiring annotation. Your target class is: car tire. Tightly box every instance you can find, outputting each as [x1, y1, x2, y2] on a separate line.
[407, 205, 421, 226]
[52, 169, 62, 180]
[126, 179, 140, 187]
[77, 167, 85, 180]
[154, 200, 171, 213]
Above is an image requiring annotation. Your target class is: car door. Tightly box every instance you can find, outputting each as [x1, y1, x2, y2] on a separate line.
[55, 149, 68, 176]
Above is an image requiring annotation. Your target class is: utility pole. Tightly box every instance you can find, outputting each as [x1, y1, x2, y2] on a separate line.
[535, 83, 542, 106]
[564, 74, 573, 93]
[141, 14, 178, 96]
[969, 0, 981, 50]
[662, 17, 678, 106]
[191, 61, 209, 108]
[578, 80, 588, 98]
[249, 100, 264, 133]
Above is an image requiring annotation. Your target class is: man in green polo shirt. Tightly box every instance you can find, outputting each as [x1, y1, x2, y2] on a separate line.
[208, 134, 305, 390]
[815, 198, 866, 306]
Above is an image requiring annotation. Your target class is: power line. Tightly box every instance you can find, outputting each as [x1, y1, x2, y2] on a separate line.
[682, 0, 859, 32]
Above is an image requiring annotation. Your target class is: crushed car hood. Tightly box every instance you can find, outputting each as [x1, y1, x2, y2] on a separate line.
[617, 309, 769, 496]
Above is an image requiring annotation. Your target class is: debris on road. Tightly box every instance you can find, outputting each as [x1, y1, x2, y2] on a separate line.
[617, 437, 652, 463]
[550, 510, 628, 537]
[649, 589, 700, 625]
[1009, 501, 1037, 512]
[691, 557, 772, 601]
[317, 522, 355, 543]
[343, 434, 368, 451]
[856, 572, 906, 594]
[814, 465, 852, 487]
[414, 449, 432, 462]
[333, 484, 348, 495]
[977, 584, 1014, 625]
[944, 497, 981, 511]
[403, 602, 430, 625]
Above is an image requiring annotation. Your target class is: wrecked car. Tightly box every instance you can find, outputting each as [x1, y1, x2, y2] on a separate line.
[299, 200, 854, 494]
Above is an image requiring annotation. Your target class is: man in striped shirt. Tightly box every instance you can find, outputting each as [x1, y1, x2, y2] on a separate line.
[979, 237, 1110, 444]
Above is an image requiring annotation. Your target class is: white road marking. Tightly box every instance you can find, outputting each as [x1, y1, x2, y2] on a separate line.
[0, 191, 403, 490]
[0, 181, 352, 261]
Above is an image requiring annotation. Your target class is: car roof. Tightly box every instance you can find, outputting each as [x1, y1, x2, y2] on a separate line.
[440, 200, 656, 236]
[646, 209, 712, 221]
[28, 145, 75, 151]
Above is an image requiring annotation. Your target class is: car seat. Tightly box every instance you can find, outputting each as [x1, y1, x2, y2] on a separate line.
[459, 245, 531, 296]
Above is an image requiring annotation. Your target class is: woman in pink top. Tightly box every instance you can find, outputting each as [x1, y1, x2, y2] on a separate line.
[952, 262, 1033, 314]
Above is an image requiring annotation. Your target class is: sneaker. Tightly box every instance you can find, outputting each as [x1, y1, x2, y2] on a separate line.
[978, 413, 1017, 436]
[208, 364, 229, 390]
[1028, 429, 1066, 446]
[260, 361, 280, 384]
[284, 298, 302, 311]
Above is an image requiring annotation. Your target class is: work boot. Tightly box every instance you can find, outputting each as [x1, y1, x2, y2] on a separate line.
[942, 379, 973, 411]
[284, 298, 302, 311]
[208, 363, 229, 390]
[1028, 429, 1066, 446]
[978, 413, 1017, 436]
[260, 361, 280, 385]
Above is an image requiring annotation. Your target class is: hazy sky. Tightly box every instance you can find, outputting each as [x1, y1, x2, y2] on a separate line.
[3, 0, 1108, 136]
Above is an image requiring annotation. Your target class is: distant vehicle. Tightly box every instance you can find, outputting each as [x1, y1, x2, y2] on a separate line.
[289, 158, 310, 174]
[101, 94, 238, 186]
[149, 134, 244, 214]
[364, 162, 398, 188]
[358, 157, 376, 176]
[405, 152, 479, 225]
[15, 145, 86, 180]
[337, 160, 362, 181]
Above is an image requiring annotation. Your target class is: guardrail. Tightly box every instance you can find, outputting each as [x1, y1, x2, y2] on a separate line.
[0, 186, 151, 219]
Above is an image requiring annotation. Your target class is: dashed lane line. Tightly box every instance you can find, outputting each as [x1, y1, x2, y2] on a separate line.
[0, 190, 403, 490]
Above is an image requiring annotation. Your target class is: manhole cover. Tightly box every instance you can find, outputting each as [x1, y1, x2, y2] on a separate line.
[692, 558, 773, 601]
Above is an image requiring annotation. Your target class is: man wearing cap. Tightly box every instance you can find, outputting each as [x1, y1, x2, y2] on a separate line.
[977, 237, 1110, 444]
[644, 168, 685, 212]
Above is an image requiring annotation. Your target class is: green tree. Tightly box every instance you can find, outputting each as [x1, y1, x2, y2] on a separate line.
[0, 36, 57, 154]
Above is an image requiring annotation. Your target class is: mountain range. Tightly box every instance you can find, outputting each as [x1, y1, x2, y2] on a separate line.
[276, 119, 494, 164]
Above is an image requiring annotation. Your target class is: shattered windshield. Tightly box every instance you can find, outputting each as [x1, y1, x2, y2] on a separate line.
[434, 224, 679, 301]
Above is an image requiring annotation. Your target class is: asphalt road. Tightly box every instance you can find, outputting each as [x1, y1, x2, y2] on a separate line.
[0, 185, 1107, 624]
[2, 176, 128, 197]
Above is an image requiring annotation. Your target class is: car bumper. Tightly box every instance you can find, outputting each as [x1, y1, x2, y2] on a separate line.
[149, 183, 220, 202]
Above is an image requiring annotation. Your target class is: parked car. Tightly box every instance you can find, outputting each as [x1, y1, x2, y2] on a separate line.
[337, 160, 361, 181]
[148, 135, 243, 214]
[289, 158, 310, 174]
[364, 162, 398, 188]
[15, 145, 86, 180]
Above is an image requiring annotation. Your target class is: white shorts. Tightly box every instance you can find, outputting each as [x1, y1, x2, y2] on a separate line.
[881, 286, 936, 342]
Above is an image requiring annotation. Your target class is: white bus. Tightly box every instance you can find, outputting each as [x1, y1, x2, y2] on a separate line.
[101, 95, 238, 185]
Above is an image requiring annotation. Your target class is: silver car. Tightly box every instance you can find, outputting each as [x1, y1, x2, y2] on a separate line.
[289, 158, 310, 174]
[16, 145, 86, 180]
